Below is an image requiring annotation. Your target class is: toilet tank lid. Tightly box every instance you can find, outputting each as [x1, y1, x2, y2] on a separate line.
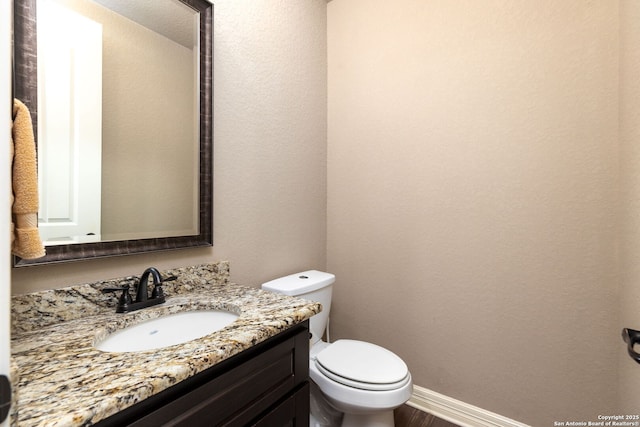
[261, 270, 335, 296]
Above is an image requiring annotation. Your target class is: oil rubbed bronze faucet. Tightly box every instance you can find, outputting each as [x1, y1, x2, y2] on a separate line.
[102, 267, 177, 313]
[136, 267, 163, 302]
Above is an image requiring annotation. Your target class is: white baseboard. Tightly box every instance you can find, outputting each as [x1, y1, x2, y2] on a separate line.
[407, 385, 530, 427]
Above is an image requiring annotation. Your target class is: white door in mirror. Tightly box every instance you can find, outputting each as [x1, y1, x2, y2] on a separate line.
[37, 0, 102, 244]
[95, 310, 239, 353]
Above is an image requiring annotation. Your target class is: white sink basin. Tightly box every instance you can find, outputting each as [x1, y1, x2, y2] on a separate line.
[95, 310, 239, 352]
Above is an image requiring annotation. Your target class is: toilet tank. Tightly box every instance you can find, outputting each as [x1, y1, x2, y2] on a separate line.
[261, 270, 334, 345]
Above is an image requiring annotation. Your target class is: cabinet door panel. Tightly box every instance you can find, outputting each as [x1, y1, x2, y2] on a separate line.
[252, 383, 310, 427]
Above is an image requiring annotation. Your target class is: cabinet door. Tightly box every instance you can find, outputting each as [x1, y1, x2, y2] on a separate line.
[252, 383, 310, 427]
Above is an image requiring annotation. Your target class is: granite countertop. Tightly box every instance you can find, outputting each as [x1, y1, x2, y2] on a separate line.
[10, 263, 321, 427]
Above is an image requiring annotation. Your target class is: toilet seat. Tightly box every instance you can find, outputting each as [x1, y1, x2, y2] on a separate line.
[314, 339, 410, 391]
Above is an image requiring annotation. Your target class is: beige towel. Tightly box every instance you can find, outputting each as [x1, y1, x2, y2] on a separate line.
[11, 99, 45, 259]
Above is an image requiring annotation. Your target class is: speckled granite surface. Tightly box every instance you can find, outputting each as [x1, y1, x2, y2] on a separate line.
[10, 262, 321, 427]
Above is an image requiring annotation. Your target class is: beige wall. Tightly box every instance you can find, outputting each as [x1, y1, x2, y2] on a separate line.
[327, 1, 619, 424]
[12, 0, 328, 293]
[619, 0, 640, 414]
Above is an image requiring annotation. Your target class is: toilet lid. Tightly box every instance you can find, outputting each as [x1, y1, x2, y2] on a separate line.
[315, 339, 409, 390]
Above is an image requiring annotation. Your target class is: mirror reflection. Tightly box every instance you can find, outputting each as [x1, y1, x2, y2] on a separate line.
[37, 0, 200, 245]
[12, 0, 213, 266]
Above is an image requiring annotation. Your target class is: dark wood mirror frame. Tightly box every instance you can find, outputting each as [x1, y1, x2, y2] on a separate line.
[12, 0, 213, 267]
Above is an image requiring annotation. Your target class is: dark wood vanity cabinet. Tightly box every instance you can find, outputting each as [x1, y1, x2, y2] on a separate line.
[95, 321, 310, 427]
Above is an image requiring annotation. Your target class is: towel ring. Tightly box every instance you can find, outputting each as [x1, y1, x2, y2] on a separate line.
[622, 328, 640, 364]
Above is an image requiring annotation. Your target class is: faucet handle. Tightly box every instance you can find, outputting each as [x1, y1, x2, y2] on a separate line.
[151, 284, 165, 300]
[151, 275, 176, 299]
[102, 284, 133, 312]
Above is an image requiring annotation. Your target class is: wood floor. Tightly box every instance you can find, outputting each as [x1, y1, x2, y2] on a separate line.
[394, 405, 461, 427]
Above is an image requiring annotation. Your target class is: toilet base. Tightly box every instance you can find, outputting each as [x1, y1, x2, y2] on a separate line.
[341, 410, 395, 427]
[310, 381, 344, 426]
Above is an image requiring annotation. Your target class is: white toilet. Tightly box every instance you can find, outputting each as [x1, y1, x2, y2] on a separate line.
[262, 270, 413, 427]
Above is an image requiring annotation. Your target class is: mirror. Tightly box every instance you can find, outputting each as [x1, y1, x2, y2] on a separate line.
[13, 0, 212, 266]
